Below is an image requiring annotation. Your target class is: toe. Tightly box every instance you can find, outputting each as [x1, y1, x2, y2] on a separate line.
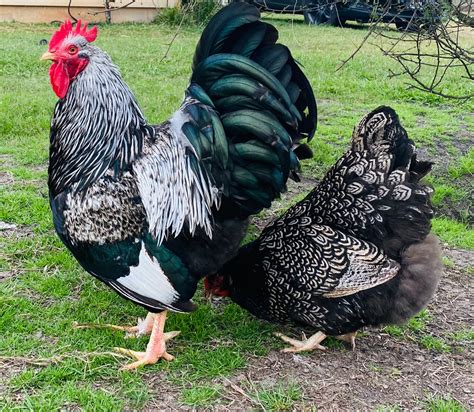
[162, 352, 174, 361]
[120, 359, 147, 371]
[282, 347, 300, 353]
[163, 331, 181, 341]
[114, 347, 145, 360]
[274, 332, 303, 347]
[120, 352, 174, 370]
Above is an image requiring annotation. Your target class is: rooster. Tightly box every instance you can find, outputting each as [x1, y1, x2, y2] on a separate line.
[205, 107, 442, 352]
[41, 3, 316, 369]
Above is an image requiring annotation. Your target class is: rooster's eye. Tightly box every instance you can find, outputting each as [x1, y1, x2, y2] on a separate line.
[68, 46, 78, 55]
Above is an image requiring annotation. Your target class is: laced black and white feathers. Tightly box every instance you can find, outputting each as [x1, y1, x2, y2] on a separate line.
[211, 106, 441, 336]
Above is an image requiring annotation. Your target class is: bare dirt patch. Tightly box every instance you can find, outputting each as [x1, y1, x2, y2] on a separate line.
[0, 171, 14, 186]
[0, 221, 33, 239]
[0, 154, 15, 186]
[0, 222, 35, 283]
[0, 360, 27, 406]
[143, 373, 185, 411]
[444, 248, 473, 271]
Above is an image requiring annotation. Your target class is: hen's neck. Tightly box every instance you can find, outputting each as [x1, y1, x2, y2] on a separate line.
[48, 50, 152, 197]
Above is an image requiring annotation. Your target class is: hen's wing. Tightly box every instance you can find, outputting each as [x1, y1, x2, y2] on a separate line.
[259, 220, 400, 302]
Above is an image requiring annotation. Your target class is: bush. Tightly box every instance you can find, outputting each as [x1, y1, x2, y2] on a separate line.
[155, 0, 222, 26]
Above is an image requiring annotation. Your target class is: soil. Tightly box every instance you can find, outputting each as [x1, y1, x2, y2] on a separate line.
[0, 171, 14, 186]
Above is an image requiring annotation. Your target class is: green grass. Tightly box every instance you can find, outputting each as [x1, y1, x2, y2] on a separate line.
[383, 312, 472, 353]
[430, 183, 466, 209]
[431, 218, 474, 249]
[419, 335, 451, 353]
[441, 256, 455, 269]
[448, 148, 474, 179]
[181, 385, 220, 407]
[383, 309, 431, 337]
[424, 394, 467, 412]
[383, 310, 451, 352]
[252, 381, 302, 411]
[0, 15, 473, 410]
[450, 329, 474, 343]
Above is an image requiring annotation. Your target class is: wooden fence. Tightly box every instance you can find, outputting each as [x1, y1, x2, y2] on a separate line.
[0, 0, 178, 23]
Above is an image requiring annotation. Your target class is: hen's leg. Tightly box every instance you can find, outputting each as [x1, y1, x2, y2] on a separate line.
[73, 312, 156, 338]
[336, 331, 357, 349]
[115, 311, 180, 370]
[274, 331, 327, 353]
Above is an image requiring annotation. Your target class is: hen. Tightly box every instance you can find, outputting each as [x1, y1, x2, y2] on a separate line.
[205, 106, 442, 352]
[41, 3, 316, 368]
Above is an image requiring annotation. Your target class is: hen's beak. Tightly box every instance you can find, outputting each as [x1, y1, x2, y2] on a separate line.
[40, 51, 55, 61]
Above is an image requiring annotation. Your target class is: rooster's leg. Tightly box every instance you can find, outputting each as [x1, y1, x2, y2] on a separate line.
[73, 312, 156, 338]
[335, 331, 357, 349]
[274, 331, 327, 353]
[114, 311, 180, 370]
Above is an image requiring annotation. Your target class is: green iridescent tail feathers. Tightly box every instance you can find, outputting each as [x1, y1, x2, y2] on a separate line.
[182, 2, 317, 217]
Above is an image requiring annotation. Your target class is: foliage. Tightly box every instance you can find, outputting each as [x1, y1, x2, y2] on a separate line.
[154, 0, 221, 27]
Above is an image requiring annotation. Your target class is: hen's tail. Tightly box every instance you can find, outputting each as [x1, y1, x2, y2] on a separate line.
[179, 2, 317, 217]
[352, 105, 432, 181]
[351, 106, 435, 255]
[302, 106, 433, 257]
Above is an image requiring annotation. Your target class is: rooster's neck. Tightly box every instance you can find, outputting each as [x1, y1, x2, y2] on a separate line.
[48, 52, 153, 197]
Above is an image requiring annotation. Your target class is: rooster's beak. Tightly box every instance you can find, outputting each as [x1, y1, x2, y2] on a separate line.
[40, 51, 55, 61]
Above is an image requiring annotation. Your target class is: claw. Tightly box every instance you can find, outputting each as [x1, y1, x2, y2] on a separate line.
[73, 312, 157, 339]
[114, 347, 175, 370]
[117, 311, 178, 370]
[274, 331, 327, 353]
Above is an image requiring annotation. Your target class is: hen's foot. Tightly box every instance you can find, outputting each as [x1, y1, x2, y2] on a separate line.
[336, 332, 357, 349]
[73, 312, 156, 338]
[115, 311, 180, 370]
[274, 331, 327, 353]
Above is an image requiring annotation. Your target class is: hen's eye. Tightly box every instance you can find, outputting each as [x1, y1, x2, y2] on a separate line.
[68, 45, 78, 55]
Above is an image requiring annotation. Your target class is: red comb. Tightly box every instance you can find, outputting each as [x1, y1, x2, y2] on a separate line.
[48, 19, 98, 51]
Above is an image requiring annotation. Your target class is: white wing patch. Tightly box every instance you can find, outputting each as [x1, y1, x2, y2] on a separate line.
[116, 242, 178, 305]
[134, 106, 221, 246]
[323, 243, 400, 298]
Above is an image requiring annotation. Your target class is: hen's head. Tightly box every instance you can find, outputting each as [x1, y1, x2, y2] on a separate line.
[203, 274, 231, 298]
[41, 20, 98, 99]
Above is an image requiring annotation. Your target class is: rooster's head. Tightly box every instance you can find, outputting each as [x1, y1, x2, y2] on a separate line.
[41, 20, 98, 99]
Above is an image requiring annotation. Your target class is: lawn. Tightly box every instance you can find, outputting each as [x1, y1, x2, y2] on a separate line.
[0, 14, 473, 411]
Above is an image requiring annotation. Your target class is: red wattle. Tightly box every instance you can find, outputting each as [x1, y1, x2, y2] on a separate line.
[49, 61, 70, 99]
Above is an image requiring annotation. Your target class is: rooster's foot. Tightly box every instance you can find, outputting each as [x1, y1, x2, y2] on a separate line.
[73, 312, 157, 338]
[274, 331, 327, 353]
[114, 345, 175, 370]
[114, 311, 180, 370]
